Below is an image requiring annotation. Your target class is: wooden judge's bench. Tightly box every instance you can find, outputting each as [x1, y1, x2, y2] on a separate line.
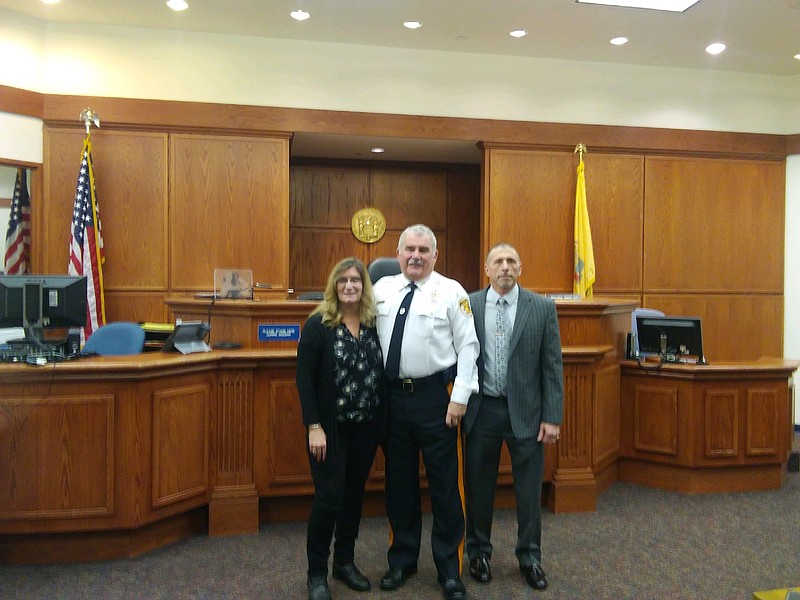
[0, 297, 796, 565]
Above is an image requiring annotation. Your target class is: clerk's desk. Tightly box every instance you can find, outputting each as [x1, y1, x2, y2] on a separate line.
[619, 357, 798, 493]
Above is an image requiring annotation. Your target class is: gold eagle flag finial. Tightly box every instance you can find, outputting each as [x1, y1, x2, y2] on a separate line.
[574, 143, 587, 162]
[79, 109, 101, 136]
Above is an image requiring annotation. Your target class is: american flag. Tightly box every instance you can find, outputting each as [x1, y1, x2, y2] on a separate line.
[68, 137, 106, 340]
[3, 168, 30, 274]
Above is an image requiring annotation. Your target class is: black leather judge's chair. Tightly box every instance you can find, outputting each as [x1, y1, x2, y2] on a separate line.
[367, 257, 401, 285]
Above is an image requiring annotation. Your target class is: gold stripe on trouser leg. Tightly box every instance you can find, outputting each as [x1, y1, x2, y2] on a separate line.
[457, 421, 465, 574]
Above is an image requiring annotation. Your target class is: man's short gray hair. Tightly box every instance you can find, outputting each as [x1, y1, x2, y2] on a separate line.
[485, 242, 518, 264]
[398, 224, 437, 252]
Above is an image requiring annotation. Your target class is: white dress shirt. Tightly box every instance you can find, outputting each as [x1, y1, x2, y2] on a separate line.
[373, 271, 480, 405]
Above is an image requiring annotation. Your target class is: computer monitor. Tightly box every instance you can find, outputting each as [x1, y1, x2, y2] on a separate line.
[0, 275, 87, 342]
[635, 315, 706, 364]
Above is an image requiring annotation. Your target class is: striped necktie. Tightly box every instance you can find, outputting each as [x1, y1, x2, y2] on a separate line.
[495, 297, 509, 394]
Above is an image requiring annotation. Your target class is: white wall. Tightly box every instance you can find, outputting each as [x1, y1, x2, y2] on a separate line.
[0, 112, 41, 264]
[1, 8, 799, 135]
[0, 112, 43, 163]
[0, 166, 15, 242]
[1, 9, 799, 423]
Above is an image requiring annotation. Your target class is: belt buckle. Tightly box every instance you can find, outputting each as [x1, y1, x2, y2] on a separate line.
[402, 378, 414, 392]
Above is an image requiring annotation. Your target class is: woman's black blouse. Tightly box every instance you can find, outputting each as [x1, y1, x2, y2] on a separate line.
[333, 323, 382, 423]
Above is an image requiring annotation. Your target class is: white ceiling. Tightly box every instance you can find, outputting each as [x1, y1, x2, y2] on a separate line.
[3, 0, 799, 163]
[3, 0, 799, 75]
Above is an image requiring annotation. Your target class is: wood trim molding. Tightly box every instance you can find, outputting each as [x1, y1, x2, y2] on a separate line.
[0, 85, 44, 119]
[788, 134, 800, 155]
[27, 88, 788, 160]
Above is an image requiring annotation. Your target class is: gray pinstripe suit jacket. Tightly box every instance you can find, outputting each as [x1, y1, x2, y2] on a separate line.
[463, 285, 564, 439]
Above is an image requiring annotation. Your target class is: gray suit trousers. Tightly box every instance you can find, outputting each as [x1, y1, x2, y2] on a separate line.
[464, 395, 544, 567]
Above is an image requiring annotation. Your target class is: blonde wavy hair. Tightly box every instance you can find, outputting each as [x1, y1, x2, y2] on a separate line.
[313, 257, 376, 328]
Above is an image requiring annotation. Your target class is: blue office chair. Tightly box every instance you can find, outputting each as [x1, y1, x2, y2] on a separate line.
[81, 321, 145, 356]
[367, 257, 401, 285]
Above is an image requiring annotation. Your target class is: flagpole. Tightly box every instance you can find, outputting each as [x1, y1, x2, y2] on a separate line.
[573, 142, 595, 298]
[69, 109, 106, 342]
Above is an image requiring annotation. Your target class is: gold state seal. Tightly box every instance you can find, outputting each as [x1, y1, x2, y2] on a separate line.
[350, 208, 386, 243]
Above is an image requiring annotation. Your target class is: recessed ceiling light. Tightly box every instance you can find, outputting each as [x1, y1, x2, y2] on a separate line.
[403, 21, 422, 29]
[166, 0, 188, 11]
[610, 37, 629, 45]
[41, 0, 61, 4]
[371, 147, 385, 154]
[509, 29, 528, 38]
[705, 42, 726, 55]
[794, 53, 800, 61]
[290, 9, 310, 21]
[576, 0, 700, 12]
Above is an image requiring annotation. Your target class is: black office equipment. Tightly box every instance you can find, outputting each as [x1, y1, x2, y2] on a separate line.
[636, 315, 706, 364]
[161, 321, 211, 354]
[0, 274, 87, 344]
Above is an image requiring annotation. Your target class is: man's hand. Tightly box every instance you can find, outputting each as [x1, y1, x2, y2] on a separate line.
[537, 421, 560, 444]
[446, 401, 466, 428]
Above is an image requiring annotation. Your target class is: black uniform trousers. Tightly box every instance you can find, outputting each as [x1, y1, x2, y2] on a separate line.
[384, 381, 463, 581]
[306, 417, 381, 577]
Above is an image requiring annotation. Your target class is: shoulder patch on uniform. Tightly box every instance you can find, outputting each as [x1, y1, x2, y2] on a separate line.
[458, 298, 473, 317]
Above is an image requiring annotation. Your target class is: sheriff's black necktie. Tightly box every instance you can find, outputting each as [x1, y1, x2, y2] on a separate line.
[384, 283, 416, 380]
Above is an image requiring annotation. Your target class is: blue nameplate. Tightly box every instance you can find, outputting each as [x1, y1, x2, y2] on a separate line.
[258, 324, 300, 342]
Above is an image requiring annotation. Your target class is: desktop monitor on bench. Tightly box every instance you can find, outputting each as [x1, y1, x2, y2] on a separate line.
[0, 275, 87, 343]
[635, 315, 707, 365]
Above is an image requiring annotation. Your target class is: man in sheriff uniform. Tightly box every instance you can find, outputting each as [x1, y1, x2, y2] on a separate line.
[373, 223, 479, 600]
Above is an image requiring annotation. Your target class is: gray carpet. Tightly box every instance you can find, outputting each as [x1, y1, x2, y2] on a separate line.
[2, 446, 799, 600]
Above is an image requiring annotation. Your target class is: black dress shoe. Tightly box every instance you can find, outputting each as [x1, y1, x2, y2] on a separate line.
[379, 565, 418, 590]
[307, 575, 332, 600]
[439, 576, 467, 600]
[332, 561, 371, 592]
[519, 563, 548, 590]
[469, 556, 492, 583]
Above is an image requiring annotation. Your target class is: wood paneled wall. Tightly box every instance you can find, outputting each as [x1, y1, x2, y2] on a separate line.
[38, 127, 289, 323]
[169, 134, 289, 292]
[43, 128, 171, 321]
[13, 90, 785, 363]
[482, 148, 644, 293]
[483, 146, 786, 362]
[289, 162, 480, 294]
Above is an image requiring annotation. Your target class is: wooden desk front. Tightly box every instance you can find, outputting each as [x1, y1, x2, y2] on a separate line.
[0, 343, 616, 564]
[619, 358, 798, 493]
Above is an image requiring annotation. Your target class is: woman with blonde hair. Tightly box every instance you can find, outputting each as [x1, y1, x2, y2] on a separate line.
[296, 257, 384, 600]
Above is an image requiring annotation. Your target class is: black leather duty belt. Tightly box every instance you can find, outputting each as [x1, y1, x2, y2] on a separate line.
[389, 372, 444, 393]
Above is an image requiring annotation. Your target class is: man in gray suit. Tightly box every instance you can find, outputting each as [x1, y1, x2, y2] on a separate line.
[463, 243, 563, 591]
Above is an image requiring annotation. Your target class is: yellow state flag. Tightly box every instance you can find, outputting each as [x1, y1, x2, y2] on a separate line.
[573, 157, 596, 297]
